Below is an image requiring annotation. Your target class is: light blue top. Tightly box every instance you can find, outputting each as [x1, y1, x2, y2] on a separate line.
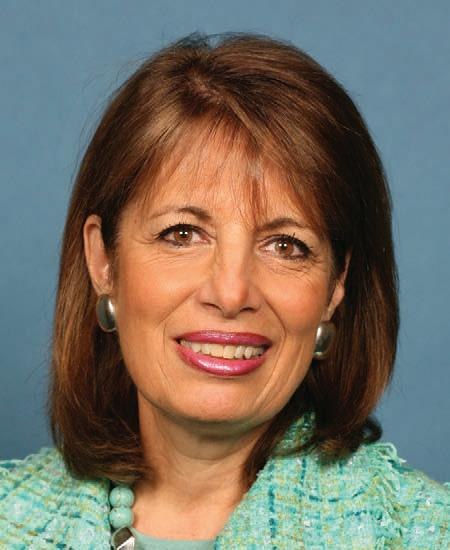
[130, 527, 214, 550]
[1, 413, 449, 548]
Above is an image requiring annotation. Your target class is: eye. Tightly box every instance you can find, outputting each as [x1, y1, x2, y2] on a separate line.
[264, 234, 311, 260]
[157, 223, 205, 247]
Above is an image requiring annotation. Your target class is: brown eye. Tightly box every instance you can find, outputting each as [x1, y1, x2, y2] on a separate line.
[158, 223, 204, 247]
[275, 239, 295, 257]
[173, 228, 193, 245]
[265, 235, 311, 260]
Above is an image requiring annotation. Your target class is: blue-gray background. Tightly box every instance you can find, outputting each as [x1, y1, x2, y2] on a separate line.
[1, 1, 449, 482]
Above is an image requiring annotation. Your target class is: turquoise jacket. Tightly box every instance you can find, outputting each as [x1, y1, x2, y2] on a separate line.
[1, 414, 449, 549]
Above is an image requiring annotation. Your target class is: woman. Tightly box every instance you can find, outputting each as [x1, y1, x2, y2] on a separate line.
[0, 33, 448, 549]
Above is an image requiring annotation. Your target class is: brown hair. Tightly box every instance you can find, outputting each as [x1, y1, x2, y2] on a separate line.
[48, 33, 398, 487]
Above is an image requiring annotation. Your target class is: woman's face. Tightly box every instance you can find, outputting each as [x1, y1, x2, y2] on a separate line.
[84, 135, 345, 435]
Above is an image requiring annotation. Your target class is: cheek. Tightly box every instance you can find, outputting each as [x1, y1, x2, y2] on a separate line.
[112, 251, 194, 387]
[113, 249, 199, 334]
[267, 274, 329, 338]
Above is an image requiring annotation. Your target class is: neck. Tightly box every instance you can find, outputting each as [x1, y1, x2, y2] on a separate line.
[131, 394, 269, 538]
[138, 400, 269, 497]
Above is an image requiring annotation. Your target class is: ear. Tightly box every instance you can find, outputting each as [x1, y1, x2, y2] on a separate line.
[322, 252, 351, 321]
[83, 214, 113, 295]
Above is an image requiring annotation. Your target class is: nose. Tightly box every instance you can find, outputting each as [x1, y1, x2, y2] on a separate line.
[196, 235, 262, 319]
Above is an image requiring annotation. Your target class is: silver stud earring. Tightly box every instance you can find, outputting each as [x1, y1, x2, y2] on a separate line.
[312, 321, 335, 360]
[96, 294, 116, 332]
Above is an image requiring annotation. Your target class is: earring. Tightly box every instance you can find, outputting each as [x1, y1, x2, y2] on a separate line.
[96, 294, 116, 332]
[313, 321, 335, 360]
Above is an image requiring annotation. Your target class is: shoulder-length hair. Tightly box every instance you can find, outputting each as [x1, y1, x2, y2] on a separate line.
[48, 33, 398, 487]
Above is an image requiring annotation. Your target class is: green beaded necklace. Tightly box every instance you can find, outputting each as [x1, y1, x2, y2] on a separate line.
[109, 484, 136, 549]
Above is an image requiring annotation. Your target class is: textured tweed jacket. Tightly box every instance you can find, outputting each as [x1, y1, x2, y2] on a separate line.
[1, 414, 449, 549]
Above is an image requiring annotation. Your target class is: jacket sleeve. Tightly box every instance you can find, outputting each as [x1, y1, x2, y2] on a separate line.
[0, 447, 111, 549]
[396, 466, 450, 548]
[353, 440, 449, 548]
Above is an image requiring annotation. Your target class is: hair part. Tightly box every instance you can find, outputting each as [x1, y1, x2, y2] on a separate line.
[48, 32, 398, 487]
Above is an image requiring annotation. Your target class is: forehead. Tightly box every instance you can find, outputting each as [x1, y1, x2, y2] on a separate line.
[135, 122, 320, 230]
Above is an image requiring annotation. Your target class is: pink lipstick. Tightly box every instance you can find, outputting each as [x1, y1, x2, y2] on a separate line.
[174, 331, 272, 377]
[175, 331, 272, 346]
[175, 342, 268, 376]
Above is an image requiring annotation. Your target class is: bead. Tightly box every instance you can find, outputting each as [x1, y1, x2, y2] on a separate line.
[109, 485, 135, 507]
[109, 506, 134, 529]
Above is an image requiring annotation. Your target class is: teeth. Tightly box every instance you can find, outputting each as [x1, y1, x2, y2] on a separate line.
[201, 343, 210, 354]
[179, 340, 265, 359]
[223, 345, 235, 359]
[209, 344, 223, 358]
[244, 347, 254, 359]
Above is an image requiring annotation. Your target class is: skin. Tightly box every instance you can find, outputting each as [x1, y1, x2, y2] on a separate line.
[84, 133, 347, 539]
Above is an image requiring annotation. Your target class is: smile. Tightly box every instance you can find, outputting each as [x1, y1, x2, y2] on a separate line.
[179, 340, 266, 359]
[174, 335, 271, 377]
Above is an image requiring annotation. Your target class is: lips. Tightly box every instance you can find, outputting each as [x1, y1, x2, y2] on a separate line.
[175, 330, 272, 347]
[174, 330, 272, 377]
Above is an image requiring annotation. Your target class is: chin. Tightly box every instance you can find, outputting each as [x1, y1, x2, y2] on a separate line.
[167, 395, 265, 433]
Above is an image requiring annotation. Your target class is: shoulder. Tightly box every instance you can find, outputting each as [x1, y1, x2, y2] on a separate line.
[302, 439, 449, 547]
[259, 436, 449, 548]
[0, 447, 111, 548]
[349, 440, 450, 546]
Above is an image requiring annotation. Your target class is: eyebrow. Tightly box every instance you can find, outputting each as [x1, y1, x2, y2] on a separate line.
[150, 205, 311, 232]
[151, 205, 213, 222]
[257, 217, 310, 232]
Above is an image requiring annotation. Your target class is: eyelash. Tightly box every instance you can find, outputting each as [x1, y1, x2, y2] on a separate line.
[157, 223, 312, 261]
[158, 223, 204, 247]
[267, 233, 311, 260]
